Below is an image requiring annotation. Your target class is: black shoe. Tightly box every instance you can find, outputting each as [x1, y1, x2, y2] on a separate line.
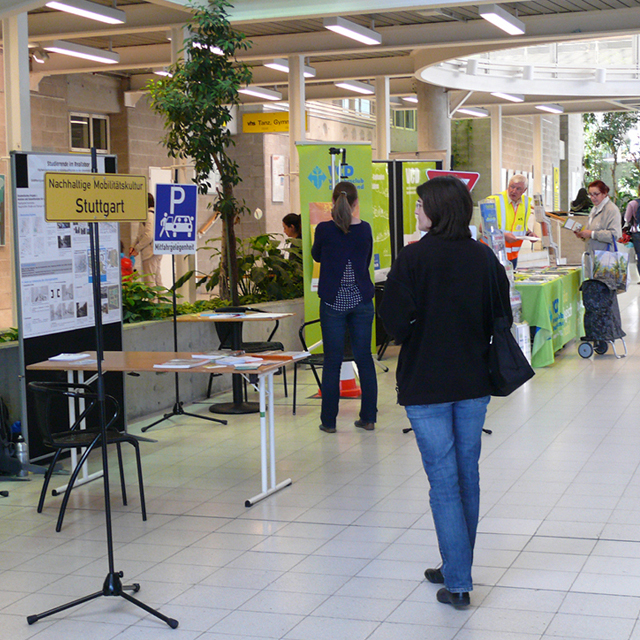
[436, 588, 470, 609]
[319, 425, 336, 433]
[424, 567, 444, 584]
[354, 419, 375, 431]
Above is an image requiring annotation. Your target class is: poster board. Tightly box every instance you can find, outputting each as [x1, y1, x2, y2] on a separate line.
[12, 151, 124, 460]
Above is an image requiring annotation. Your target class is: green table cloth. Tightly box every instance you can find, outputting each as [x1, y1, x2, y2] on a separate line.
[514, 267, 583, 367]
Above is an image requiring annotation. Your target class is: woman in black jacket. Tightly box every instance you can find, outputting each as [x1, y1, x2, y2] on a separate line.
[380, 176, 510, 609]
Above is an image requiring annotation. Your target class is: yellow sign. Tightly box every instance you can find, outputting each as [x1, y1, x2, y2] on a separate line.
[44, 172, 148, 222]
[242, 112, 306, 133]
[553, 166, 560, 210]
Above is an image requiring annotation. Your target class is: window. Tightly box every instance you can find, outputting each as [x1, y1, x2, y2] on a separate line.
[70, 113, 109, 153]
[392, 109, 417, 131]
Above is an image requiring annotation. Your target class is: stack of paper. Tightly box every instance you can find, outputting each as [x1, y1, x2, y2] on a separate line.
[49, 353, 91, 361]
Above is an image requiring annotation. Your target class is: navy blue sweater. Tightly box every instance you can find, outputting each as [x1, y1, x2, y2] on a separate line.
[311, 220, 375, 304]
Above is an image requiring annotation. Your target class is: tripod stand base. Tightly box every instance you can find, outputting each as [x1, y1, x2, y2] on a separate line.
[142, 401, 228, 432]
[27, 571, 178, 629]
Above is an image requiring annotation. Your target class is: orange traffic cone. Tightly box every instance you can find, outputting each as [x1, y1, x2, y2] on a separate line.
[339, 362, 361, 398]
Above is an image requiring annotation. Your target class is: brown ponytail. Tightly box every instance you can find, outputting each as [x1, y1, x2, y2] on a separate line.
[331, 181, 358, 234]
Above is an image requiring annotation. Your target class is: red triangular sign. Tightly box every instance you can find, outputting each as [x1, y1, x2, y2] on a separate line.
[426, 169, 480, 192]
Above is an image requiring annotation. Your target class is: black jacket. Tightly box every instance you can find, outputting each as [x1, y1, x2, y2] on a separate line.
[380, 234, 511, 406]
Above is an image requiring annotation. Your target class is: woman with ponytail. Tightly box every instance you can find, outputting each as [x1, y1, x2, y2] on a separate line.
[311, 181, 377, 433]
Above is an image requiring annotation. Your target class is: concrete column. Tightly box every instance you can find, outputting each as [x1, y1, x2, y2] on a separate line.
[533, 115, 543, 197]
[3, 13, 31, 326]
[3, 14, 31, 153]
[288, 55, 306, 214]
[489, 105, 502, 193]
[375, 76, 390, 160]
[416, 82, 450, 168]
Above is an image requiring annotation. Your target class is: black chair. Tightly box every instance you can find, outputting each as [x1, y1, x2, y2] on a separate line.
[206, 306, 288, 399]
[292, 318, 355, 415]
[28, 381, 147, 533]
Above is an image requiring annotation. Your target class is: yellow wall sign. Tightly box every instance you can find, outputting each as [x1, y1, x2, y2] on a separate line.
[242, 112, 306, 133]
[44, 172, 148, 222]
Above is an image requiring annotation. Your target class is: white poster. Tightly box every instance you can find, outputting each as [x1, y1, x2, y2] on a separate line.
[271, 155, 285, 203]
[15, 153, 122, 339]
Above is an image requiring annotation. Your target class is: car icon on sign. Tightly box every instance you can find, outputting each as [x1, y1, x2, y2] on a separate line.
[164, 215, 193, 237]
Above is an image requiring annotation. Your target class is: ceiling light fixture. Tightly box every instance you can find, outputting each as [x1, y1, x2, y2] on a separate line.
[31, 47, 50, 64]
[457, 106, 489, 117]
[45, 0, 126, 25]
[402, 95, 418, 103]
[264, 58, 316, 78]
[191, 41, 223, 56]
[535, 103, 564, 114]
[323, 16, 382, 46]
[42, 40, 120, 64]
[491, 91, 524, 103]
[153, 68, 172, 77]
[479, 4, 525, 36]
[334, 79, 375, 95]
[238, 86, 283, 101]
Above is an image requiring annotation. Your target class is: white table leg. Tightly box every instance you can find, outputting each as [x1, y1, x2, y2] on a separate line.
[245, 371, 292, 507]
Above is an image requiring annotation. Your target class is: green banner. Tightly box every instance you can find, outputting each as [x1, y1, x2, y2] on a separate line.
[297, 143, 373, 346]
[372, 162, 391, 271]
[402, 161, 438, 243]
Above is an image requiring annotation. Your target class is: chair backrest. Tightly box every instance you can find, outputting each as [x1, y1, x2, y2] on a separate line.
[27, 382, 119, 449]
[298, 319, 353, 359]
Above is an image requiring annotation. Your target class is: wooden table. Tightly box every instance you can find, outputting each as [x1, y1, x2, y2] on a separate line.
[178, 312, 294, 414]
[28, 350, 298, 506]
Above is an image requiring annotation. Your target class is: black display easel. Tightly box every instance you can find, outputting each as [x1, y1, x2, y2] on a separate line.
[27, 152, 178, 630]
[142, 255, 227, 432]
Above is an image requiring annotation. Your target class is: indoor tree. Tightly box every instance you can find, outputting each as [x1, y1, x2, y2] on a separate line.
[583, 111, 640, 203]
[146, 0, 252, 305]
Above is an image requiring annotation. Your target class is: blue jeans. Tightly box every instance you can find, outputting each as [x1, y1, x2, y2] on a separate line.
[319, 300, 377, 429]
[405, 396, 490, 593]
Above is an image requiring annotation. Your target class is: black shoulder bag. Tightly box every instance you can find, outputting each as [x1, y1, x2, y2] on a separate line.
[487, 257, 535, 396]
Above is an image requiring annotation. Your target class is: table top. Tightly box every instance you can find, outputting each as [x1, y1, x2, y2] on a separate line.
[27, 351, 292, 375]
[177, 312, 294, 323]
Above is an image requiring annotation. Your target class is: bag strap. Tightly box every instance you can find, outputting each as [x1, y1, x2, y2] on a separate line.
[486, 251, 509, 321]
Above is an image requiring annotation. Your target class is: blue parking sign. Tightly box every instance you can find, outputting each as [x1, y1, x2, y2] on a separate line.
[154, 183, 197, 255]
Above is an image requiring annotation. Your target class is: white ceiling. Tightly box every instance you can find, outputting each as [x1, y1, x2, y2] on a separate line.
[7, 0, 640, 116]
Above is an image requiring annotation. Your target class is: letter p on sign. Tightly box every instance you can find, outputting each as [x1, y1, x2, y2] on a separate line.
[170, 187, 186, 213]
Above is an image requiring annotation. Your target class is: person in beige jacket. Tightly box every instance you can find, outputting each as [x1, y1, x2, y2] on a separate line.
[129, 193, 162, 288]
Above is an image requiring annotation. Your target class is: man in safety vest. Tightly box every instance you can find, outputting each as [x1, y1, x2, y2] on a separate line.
[488, 175, 536, 269]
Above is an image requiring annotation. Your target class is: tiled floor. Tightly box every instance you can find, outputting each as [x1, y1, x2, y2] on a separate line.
[3, 280, 640, 639]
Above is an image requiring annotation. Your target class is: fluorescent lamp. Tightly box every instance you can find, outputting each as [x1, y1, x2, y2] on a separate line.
[457, 107, 489, 117]
[264, 58, 316, 78]
[154, 68, 172, 77]
[536, 103, 564, 114]
[46, 0, 125, 25]
[191, 41, 223, 56]
[42, 40, 119, 64]
[479, 4, 525, 36]
[323, 16, 382, 46]
[402, 95, 418, 103]
[491, 92, 524, 103]
[239, 86, 283, 101]
[334, 79, 375, 95]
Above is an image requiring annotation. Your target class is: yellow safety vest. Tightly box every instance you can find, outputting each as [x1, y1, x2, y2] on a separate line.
[488, 191, 532, 262]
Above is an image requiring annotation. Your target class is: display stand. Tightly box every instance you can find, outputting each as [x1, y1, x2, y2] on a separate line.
[142, 255, 227, 432]
[26, 151, 178, 630]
